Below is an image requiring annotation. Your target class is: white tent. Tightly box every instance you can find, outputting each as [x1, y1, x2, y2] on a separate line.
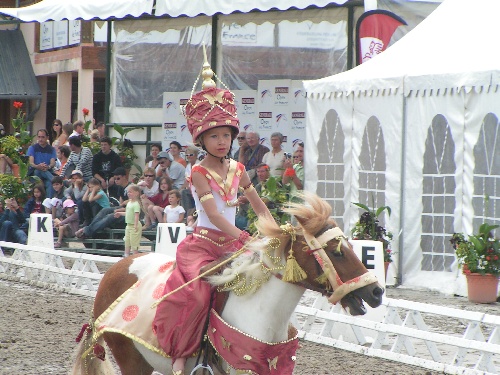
[303, 0, 500, 294]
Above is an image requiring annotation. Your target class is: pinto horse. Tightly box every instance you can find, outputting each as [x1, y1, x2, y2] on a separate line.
[70, 193, 384, 375]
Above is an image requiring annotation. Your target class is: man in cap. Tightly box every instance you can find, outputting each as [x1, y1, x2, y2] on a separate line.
[156, 151, 185, 189]
[75, 167, 130, 239]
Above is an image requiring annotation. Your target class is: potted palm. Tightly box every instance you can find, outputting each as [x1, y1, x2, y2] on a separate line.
[451, 223, 500, 303]
[351, 201, 393, 279]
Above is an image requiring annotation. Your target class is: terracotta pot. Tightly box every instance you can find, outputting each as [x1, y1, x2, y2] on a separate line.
[384, 261, 390, 281]
[11, 163, 20, 177]
[465, 273, 499, 303]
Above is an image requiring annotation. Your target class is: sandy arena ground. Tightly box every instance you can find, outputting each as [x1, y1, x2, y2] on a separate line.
[0, 276, 498, 375]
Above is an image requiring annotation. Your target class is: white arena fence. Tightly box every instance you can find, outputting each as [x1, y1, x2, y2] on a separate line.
[0, 241, 499, 375]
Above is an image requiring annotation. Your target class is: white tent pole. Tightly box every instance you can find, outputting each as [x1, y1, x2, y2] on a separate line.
[397, 94, 408, 286]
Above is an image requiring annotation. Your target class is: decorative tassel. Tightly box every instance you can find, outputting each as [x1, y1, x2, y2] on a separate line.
[93, 343, 106, 361]
[314, 273, 328, 285]
[282, 249, 307, 282]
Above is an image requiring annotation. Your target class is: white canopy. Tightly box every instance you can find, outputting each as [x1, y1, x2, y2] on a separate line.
[0, 0, 154, 22]
[0, 0, 347, 22]
[156, 0, 347, 18]
[304, 0, 500, 97]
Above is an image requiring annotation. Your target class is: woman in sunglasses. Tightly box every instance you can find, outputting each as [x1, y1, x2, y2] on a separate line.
[51, 119, 64, 150]
[137, 167, 159, 230]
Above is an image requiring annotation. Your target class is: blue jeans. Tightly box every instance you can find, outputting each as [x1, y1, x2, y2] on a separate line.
[0, 220, 27, 245]
[83, 207, 125, 237]
[34, 169, 54, 196]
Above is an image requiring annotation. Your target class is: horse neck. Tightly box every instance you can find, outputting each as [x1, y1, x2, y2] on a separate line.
[221, 275, 304, 342]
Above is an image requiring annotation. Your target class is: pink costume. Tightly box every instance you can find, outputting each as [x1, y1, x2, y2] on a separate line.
[153, 159, 245, 360]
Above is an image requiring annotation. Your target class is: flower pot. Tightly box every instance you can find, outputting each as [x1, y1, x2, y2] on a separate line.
[11, 163, 20, 177]
[465, 273, 499, 303]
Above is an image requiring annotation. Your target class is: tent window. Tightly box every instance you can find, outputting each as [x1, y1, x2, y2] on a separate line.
[421, 115, 456, 272]
[317, 109, 345, 227]
[472, 113, 500, 233]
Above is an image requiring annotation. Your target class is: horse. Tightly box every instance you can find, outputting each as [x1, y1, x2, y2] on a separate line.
[70, 193, 384, 375]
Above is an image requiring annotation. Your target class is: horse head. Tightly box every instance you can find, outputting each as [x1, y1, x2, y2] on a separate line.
[255, 192, 384, 316]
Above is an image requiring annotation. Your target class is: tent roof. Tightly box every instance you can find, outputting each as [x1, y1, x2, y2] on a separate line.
[0, 0, 347, 22]
[304, 0, 500, 97]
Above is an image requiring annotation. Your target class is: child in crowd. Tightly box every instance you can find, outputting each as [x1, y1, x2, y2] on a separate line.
[81, 178, 110, 224]
[64, 169, 88, 224]
[114, 184, 142, 257]
[138, 167, 159, 229]
[53, 199, 79, 248]
[43, 175, 66, 219]
[186, 208, 197, 229]
[163, 189, 185, 224]
[24, 184, 46, 218]
[144, 176, 172, 230]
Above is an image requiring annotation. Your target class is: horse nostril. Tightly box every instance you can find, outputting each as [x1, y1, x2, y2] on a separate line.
[373, 286, 385, 298]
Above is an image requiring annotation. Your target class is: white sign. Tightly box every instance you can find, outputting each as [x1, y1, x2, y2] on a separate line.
[155, 223, 187, 259]
[162, 92, 191, 149]
[27, 214, 54, 251]
[279, 20, 347, 50]
[53, 21, 69, 48]
[40, 22, 54, 51]
[221, 22, 274, 47]
[69, 20, 81, 45]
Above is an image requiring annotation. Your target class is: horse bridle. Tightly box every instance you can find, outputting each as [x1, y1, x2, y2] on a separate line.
[279, 223, 378, 304]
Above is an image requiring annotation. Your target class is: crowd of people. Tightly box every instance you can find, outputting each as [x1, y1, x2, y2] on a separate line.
[0, 119, 305, 255]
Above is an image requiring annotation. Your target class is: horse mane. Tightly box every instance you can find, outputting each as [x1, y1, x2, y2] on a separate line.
[208, 192, 336, 294]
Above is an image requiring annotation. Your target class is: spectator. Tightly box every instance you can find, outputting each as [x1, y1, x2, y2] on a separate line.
[180, 146, 199, 213]
[61, 122, 73, 146]
[169, 141, 187, 167]
[95, 121, 106, 139]
[92, 136, 122, 189]
[232, 131, 246, 160]
[163, 189, 185, 224]
[156, 151, 185, 189]
[113, 184, 142, 257]
[144, 176, 172, 231]
[138, 167, 160, 228]
[43, 175, 66, 220]
[282, 148, 304, 201]
[146, 143, 162, 172]
[186, 208, 197, 229]
[51, 119, 65, 149]
[90, 129, 100, 143]
[60, 136, 93, 181]
[239, 131, 269, 185]
[70, 120, 85, 138]
[81, 178, 110, 224]
[74, 167, 130, 239]
[255, 163, 274, 194]
[53, 199, 79, 248]
[27, 129, 57, 196]
[262, 132, 286, 177]
[24, 184, 46, 222]
[0, 198, 27, 245]
[55, 145, 71, 176]
[64, 169, 88, 225]
[0, 153, 13, 174]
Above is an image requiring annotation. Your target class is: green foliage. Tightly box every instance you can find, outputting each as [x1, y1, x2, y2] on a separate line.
[451, 223, 500, 276]
[112, 124, 143, 171]
[0, 174, 40, 206]
[247, 176, 290, 234]
[351, 200, 393, 262]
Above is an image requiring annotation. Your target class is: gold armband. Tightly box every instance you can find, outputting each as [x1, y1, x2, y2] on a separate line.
[242, 183, 255, 193]
[199, 192, 214, 203]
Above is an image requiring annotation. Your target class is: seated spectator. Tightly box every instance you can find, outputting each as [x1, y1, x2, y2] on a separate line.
[163, 190, 185, 224]
[156, 151, 185, 189]
[61, 122, 73, 146]
[262, 132, 286, 177]
[43, 175, 66, 220]
[138, 167, 159, 228]
[81, 178, 110, 225]
[186, 208, 197, 229]
[64, 169, 88, 225]
[180, 146, 199, 213]
[0, 153, 13, 174]
[239, 131, 269, 186]
[232, 131, 246, 160]
[92, 136, 122, 189]
[23, 184, 46, 228]
[95, 121, 106, 139]
[75, 167, 130, 239]
[169, 141, 187, 167]
[144, 176, 172, 231]
[90, 129, 100, 143]
[0, 198, 27, 245]
[70, 120, 85, 138]
[255, 163, 274, 193]
[60, 136, 93, 181]
[53, 199, 79, 248]
[146, 143, 162, 172]
[282, 148, 304, 201]
[27, 129, 57, 196]
[55, 145, 71, 176]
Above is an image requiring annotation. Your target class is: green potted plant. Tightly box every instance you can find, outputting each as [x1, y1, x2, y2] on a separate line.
[111, 124, 143, 173]
[0, 174, 39, 206]
[351, 201, 393, 278]
[450, 224, 500, 303]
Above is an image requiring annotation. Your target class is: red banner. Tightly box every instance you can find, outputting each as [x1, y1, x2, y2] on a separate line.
[356, 10, 407, 64]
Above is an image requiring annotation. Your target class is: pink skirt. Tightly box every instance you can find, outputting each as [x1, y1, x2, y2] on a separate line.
[153, 227, 239, 360]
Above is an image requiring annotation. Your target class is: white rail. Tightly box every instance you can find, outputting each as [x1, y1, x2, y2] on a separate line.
[1, 242, 499, 374]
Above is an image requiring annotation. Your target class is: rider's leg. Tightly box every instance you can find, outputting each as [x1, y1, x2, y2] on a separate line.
[172, 357, 186, 374]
